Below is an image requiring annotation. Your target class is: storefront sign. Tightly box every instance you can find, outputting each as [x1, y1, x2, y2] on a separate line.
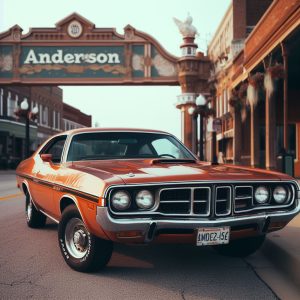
[23, 49, 121, 64]
[19, 46, 125, 78]
[0, 14, 178, 84]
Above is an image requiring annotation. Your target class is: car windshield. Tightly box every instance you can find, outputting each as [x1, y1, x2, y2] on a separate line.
[66, 132, 195, 161]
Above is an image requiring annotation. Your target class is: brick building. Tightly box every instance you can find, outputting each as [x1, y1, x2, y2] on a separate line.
[206, 0, 300, 176]
[0, 86, 92, 168]
[62, 103, 91, 131]
[206, 0, 272, 164]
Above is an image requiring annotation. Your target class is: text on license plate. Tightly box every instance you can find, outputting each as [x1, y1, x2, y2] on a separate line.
[197, 227, 230, 246]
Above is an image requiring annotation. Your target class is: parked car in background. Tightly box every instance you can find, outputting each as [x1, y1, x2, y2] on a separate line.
[16, 128, 300, 272]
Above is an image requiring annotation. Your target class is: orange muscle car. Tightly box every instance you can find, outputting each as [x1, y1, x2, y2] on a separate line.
[16, 128, 300, 272]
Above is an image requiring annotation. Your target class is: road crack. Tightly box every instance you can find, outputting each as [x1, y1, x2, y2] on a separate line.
[243, 258, 280, 300]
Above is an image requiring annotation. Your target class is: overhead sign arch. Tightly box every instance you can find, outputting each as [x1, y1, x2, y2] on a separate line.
[0, 13, 211, 151]
[0, 13, 179, 85]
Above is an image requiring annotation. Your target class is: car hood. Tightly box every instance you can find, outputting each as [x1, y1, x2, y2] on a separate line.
[70, 159, 290, 184]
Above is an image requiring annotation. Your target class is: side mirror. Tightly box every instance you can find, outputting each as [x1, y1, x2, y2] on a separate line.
[40, 153, 52, 163]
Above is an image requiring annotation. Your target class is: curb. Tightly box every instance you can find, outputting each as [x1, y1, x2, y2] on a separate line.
[261, 235, 300, 288]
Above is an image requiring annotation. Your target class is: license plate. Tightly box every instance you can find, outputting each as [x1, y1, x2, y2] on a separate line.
[197, 227, 230, 246]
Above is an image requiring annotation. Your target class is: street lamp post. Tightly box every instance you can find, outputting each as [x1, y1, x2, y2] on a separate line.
[196, 94, 207, 161]
[15, 99, 39, 158]
[187, 94, 207, 161]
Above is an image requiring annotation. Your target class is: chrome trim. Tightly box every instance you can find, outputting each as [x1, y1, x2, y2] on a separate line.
[192, 187, 211, 216]
[234, 185, 253, 213]
[39, 209, 59, 224]
[109, 186, 211, 217]
[234, 184, 295, 213]
[104, 180, 299, 199]
[96, 199, 300, 237]
[61, 134, 73, 164]
[215, 186, 231, 217]
[158, 187, 191, 215]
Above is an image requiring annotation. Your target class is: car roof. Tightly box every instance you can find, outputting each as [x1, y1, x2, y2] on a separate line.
[65, 127, 171, 135]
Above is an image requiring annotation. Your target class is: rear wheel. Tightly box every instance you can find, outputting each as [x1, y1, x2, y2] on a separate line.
[25, 192, 46, 228]
[58, 205, 113, 272]
[213, 235, 265, 257]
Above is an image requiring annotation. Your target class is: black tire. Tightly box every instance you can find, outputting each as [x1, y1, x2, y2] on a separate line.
[58, 205, 113, 272]
[213, 235, 265, 257]
[25, 192, 46, 228]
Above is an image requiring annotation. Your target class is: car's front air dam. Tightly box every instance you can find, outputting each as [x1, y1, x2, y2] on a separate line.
[96, 203, 300, 243]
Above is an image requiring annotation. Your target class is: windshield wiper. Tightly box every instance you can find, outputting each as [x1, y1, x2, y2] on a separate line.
[151, 158, 197, 164]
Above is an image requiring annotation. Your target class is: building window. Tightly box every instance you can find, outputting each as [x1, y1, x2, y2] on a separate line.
[57, 112, 60, 130]
[53, 110, 56, 129]
[43, 106, 48, 126]
[227, 89, 230, 113]
[0, 89, 3, 116]
[7, 92, 16, 117]
[218, 95, 223, 117]
[223, 89, 227, 114]
[39, 105, 49, 127]
[39, 104, 42, 124]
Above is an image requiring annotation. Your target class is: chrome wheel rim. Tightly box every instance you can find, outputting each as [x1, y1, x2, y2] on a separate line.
[65, 218, 89, 259]
[27, 198, 32, 220]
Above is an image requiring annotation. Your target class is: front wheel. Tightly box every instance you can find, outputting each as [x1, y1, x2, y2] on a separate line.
[58, 205, 113, 272]
[213, 235, 265, 257]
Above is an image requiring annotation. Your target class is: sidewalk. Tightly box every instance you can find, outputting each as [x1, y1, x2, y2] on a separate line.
[262, 214, 300, 287]
[246, 213, 300, 300]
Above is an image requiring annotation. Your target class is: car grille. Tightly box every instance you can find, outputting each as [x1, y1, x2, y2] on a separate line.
[215, 186, 231, 216]
[158, 187, 210, 216]
[108, 181, 297, 217]
[234, 186, 253, 213]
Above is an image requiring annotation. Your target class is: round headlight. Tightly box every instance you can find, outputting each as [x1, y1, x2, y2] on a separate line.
[254, 186, 269, 204]
[111, 191, 131, 210]
[136, 190, 154, 209]
[273, 186, 287, 204]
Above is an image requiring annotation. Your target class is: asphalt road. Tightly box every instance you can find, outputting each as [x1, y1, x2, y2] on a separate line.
[0, 171, 278, 299]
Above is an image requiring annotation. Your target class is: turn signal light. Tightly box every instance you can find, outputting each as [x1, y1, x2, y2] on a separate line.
[116, 231, 143, 238]
[268, 221, 288, 232]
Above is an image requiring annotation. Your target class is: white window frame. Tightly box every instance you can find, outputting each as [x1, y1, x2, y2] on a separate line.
[0, 89, 3, 116]
[223, 89, 227, 114]
[39, 104, 42, 125]
[53, 110, 56, 129]
[57, 112, 60, 130]
[44, 106, 48, 126]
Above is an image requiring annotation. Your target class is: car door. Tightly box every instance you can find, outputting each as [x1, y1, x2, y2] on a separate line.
[32, 135, 67, 214]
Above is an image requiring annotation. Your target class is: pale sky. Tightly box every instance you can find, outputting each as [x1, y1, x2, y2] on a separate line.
[0, 0, 230, 139]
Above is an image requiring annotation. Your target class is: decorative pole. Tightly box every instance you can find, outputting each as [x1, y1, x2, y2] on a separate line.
[174, 15, 199, 151]
[281, 43, 289, 152]
[15, 95, 39, 159]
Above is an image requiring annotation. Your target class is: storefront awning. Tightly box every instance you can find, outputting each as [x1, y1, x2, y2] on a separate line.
[0, 119, 37, 140]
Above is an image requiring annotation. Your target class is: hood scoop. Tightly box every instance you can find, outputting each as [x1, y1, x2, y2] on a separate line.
[151, 158, 197, 165]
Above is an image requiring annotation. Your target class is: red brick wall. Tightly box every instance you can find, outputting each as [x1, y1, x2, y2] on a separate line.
[246, 0, 273, 27]
[63, 103, 91, 127]
[233, 0, 272, 40]
[233, 0, 247, 39]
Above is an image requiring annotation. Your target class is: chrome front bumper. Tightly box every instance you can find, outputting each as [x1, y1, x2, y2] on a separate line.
[96, 199, 300, 242]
